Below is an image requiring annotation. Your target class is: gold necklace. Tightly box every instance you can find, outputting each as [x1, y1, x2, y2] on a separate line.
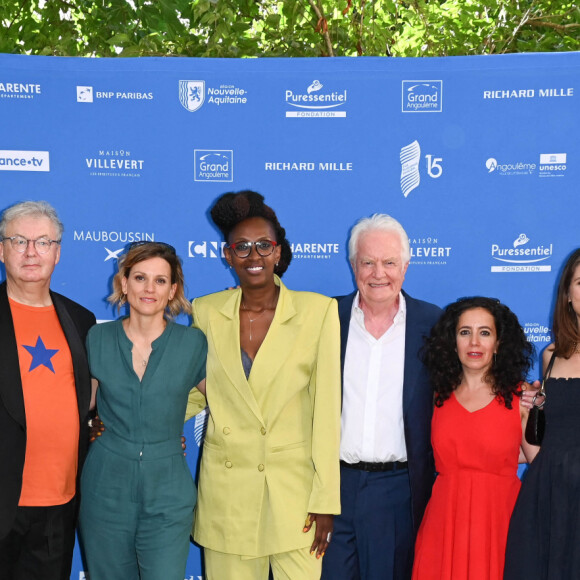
[241, 302, 268, 342]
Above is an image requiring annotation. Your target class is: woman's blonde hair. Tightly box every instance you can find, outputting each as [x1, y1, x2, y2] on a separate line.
[109, 241, 191, 318]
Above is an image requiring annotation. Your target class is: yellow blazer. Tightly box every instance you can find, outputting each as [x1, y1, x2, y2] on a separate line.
[186, 276, 341, 557]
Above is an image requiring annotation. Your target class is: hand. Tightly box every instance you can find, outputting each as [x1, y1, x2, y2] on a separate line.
[303, 513, 333, 559]
[89, 415, 105, 442]
[520, 380, 544, 410]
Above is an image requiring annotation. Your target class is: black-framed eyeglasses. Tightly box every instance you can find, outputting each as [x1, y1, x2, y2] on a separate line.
[128, 241, 176, 254]
[227, 240, 278, 258]
[1, 236, 61, 255]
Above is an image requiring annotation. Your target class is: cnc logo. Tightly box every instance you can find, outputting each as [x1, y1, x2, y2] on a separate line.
[188, 241, 226, 258]
[402, 81, 443, 113]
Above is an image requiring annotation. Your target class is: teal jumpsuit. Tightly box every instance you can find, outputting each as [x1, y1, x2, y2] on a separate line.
[79, 319, 207, 580]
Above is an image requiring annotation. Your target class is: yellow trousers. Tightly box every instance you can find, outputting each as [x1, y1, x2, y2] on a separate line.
[204, 546, 322, 580]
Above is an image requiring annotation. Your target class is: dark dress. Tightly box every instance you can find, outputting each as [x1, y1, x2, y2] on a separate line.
[504, 378, 580, 579]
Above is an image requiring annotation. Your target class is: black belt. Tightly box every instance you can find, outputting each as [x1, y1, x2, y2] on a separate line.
[340, 460, 408, 472]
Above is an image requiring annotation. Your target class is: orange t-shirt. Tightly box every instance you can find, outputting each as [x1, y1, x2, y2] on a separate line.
[10, 298, 79, 506]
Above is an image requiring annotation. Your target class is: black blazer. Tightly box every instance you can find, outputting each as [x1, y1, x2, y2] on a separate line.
[335, 289, 441, 534]
[0, 281, 95, 538]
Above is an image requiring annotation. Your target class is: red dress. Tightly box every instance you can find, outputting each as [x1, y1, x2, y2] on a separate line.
[412, 392, 522, 580]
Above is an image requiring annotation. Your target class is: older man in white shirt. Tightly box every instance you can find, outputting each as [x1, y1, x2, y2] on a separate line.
[322, 214, 441, 580]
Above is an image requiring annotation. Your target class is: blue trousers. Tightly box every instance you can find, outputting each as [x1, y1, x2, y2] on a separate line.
[321, 465, 413, 580]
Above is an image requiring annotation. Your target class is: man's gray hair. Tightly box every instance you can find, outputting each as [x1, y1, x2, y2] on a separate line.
[0, 201, 64, 239]
[348, 213, 410, 266]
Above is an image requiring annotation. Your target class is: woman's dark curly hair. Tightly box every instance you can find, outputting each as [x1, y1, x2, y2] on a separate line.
[210, 190, 292, 277]
[423, 296, 534, 409]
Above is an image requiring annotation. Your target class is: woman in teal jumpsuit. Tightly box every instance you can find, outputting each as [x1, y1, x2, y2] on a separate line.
[78, 242, 207, 580]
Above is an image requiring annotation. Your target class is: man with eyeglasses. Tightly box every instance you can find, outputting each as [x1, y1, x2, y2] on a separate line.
[0, 201, 95, 580]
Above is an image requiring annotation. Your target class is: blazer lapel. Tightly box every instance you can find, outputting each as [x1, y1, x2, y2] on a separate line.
[208, 290, 264, 424]
[0, 283, 26, 429]
[51, 292, 91, 420]
[337, 291, 356, 378]
[402, 291, 428, 414]
[248, 280, 298, 415]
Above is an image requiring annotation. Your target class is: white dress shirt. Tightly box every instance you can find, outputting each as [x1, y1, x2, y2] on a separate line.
[340, 292, 407, 463]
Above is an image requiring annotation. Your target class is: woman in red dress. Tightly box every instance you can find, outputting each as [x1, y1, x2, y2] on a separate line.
[412, 297, 538, 580]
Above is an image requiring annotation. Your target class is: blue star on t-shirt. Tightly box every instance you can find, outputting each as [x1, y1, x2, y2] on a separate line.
[23, 336, 59, 373]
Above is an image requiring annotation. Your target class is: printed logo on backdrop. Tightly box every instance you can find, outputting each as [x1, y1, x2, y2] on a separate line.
[179, 80, 205, 112]
[85, 149, 144, 178]
[409, 236, 451, 266]
[0, 150, 49, 172]
[523, 322, 551, 344]
[194, 150, 233, 182]
[483, 87, 574, 100]
[485, 156, 536, 176]
[285, 80, 347, 118]
[179, 81, 247, 112]
[188, 241, 226, 258]
[490, 233, 553, 272]
[194, 409, 209, 446]
[264, 160, 353, 172]
[76, 85, 153, 102]
[291, 242, 340, 260]
[0, 82, 41, 100]
[77, 86, 93, 102]
[73, 230, 155, 262]
[539, 153, 567, 178]
[400, 140, 443, 197]
[401, 81, 443, 113]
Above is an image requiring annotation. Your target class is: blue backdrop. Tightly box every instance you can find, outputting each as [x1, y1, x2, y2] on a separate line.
[0, 51, 578, 579]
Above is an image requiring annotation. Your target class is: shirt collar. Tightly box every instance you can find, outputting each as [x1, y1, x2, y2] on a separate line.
[352, 291, 407, 327]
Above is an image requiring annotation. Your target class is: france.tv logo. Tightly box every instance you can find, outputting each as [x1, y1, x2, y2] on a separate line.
[402, 81, 443, 113]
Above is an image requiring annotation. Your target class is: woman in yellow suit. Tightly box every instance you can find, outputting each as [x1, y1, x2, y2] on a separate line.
[186, 190, 341, 580]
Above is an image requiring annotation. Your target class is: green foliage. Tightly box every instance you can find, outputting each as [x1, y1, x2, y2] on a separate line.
[0, 0, 577, 57]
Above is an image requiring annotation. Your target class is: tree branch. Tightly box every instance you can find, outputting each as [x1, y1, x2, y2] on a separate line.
[526, 20, 580, 31]
[306, 0, 334, 56]
[500, 5, 533, 54]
